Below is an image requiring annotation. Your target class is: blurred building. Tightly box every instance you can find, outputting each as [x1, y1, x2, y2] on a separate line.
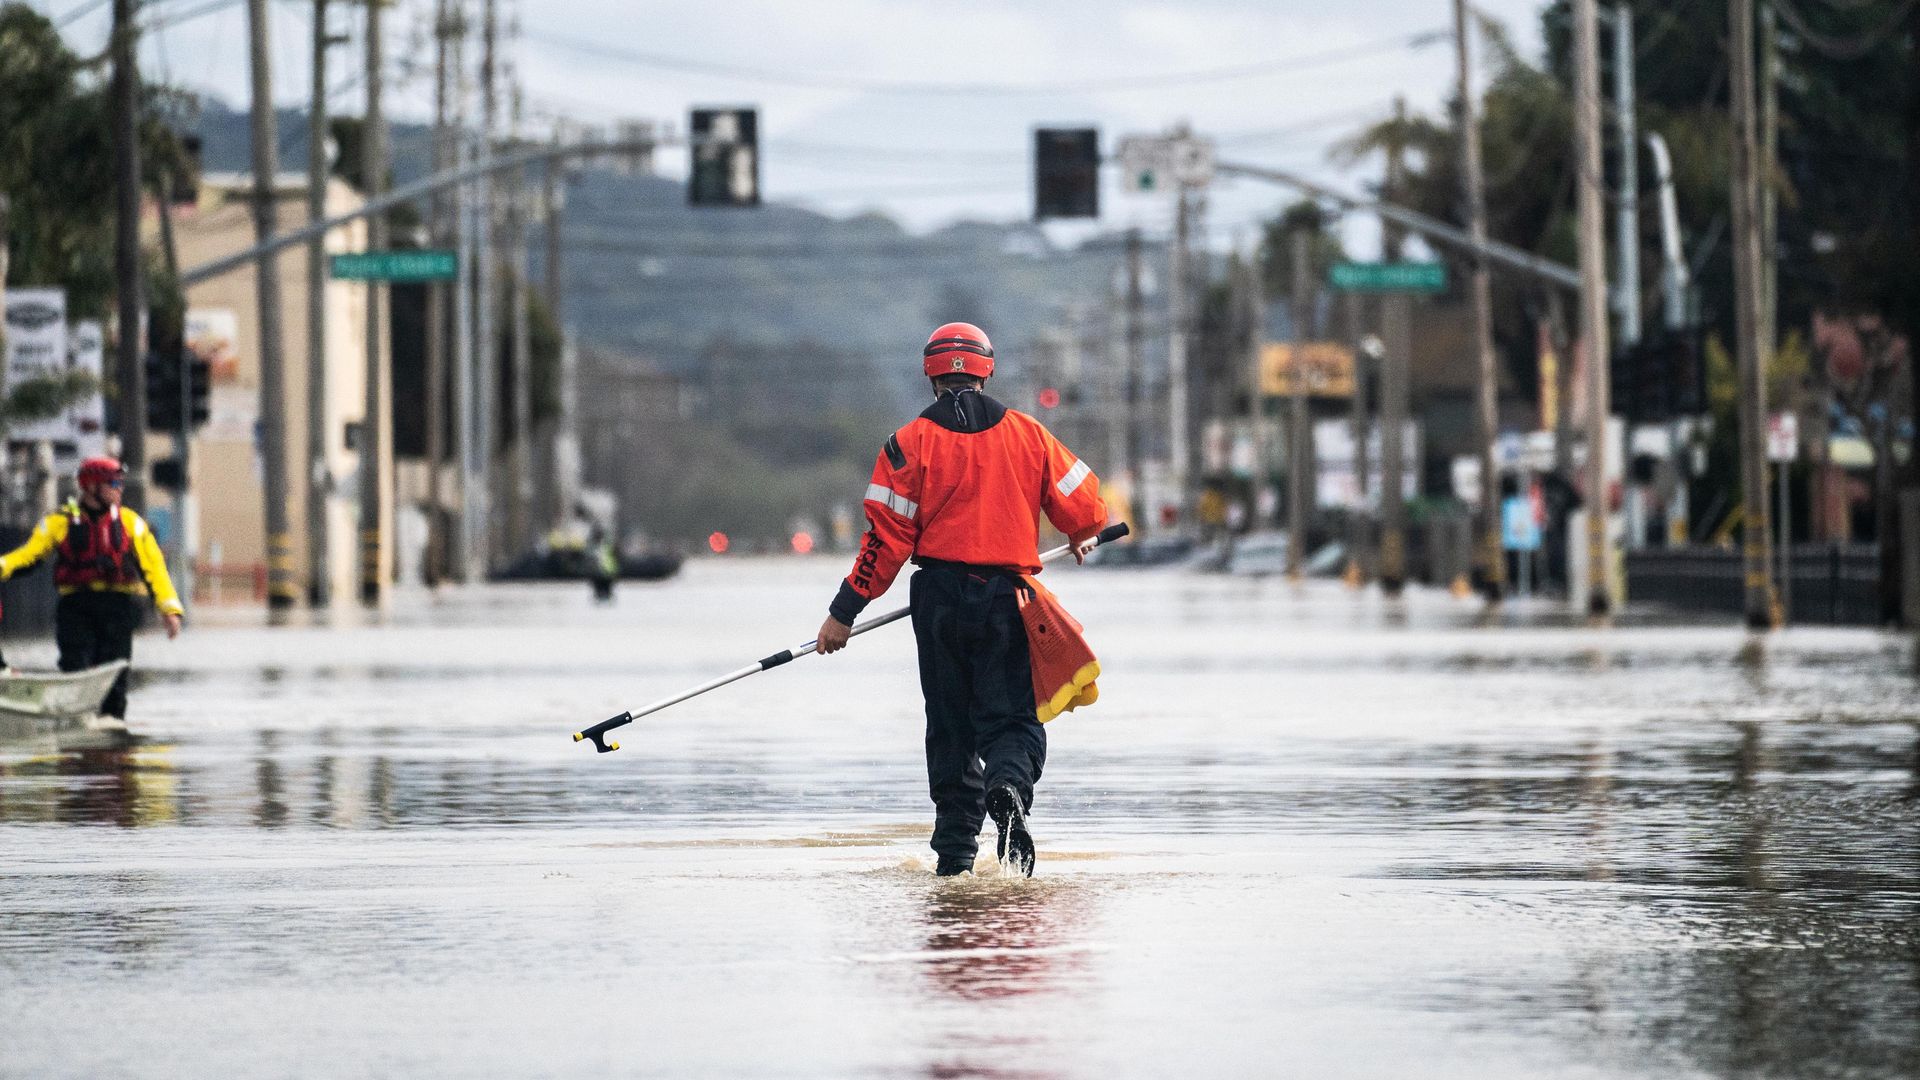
[152, 173, 388, 604]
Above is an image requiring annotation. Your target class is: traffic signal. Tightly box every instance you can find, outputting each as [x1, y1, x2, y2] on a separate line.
[688, 108, 759, 207]
[1037, 387, 1062, 409]
[1611, 330, 1705, 424]
[151, 456, 185, 491]
[144, 351, 211, 432]
[145, 352, 182, 431]
[1034, 128, 1099, 220]
[188, 353, 211, 427]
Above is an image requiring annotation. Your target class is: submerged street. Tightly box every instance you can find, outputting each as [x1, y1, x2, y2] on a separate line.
[2, 562, 1917, 1078]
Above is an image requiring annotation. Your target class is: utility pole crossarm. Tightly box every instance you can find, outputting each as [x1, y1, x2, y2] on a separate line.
[179, 138, 656, 289]
[1214, 159, 1581, 292]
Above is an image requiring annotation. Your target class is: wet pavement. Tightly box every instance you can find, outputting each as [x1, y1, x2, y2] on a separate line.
[2, 558, 1917, 1078]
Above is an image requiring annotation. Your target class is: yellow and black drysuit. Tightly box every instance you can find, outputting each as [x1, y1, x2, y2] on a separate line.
[0, 500, 184, 718]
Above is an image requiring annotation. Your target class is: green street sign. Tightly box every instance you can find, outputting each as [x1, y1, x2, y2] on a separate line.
[1329, 261, 1447, 293]
[329, 249, 458, 282]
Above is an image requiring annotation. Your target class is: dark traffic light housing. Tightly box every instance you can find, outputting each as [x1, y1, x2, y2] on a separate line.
[1609, 328, 1705, 424]
[688, 108, 760, 207]
[145, 351, 211, 432]
[1034, 128, 1099, 220]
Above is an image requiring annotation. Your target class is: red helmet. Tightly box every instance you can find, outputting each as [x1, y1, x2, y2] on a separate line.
[922, 322, 995, 379]
[78, 456, 124, 489]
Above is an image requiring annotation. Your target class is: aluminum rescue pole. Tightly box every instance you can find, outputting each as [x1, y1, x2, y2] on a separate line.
[573, 524, 1131, 754]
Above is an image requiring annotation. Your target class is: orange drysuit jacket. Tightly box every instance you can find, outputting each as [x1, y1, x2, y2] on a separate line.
[829, 388, 1107, 625]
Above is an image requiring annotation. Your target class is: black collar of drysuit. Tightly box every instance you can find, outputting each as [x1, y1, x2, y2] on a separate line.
[921, 387, 1006, 433]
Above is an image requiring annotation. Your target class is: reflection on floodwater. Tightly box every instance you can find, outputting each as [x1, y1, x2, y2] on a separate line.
[0, 570, 1916, 1077]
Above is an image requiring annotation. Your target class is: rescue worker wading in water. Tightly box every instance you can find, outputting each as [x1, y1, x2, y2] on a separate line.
[0, 457, 184, 718]
[815, 323, 1107, 877]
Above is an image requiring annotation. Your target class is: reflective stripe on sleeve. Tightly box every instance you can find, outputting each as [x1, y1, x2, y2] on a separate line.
[864, 482, 919, 520]
[1055, 459, 1092, 498]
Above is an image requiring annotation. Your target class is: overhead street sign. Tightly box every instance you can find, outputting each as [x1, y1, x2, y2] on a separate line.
[329, 249, 458, 282]
[1329, 261, 1447, 293]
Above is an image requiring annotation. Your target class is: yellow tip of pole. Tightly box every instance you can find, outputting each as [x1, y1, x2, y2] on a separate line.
[608, 742, 619, 751]
[572, 732, 583, 742]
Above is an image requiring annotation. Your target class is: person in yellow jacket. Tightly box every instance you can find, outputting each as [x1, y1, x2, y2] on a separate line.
[0, 456, 184, 719]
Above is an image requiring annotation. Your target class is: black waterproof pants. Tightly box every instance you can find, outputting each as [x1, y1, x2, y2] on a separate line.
[55, 590, 139, 719]
[910, 565, 1046, 862]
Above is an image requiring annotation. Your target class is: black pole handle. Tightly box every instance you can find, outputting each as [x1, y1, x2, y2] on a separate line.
[573, 711, 633, 753]
[1095, 522, 1131, 546]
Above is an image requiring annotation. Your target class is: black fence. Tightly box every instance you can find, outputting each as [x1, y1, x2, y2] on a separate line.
[1626, 544, 1883, 626]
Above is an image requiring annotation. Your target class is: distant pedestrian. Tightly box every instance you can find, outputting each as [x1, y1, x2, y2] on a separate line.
[0, 457, 184, 719]
[589, 526, 617, 603]
[814, 323, 1107, 877]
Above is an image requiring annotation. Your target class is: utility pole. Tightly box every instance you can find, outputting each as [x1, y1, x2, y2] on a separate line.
[1759, 2, 1778, 352]
[306, 0, 334, 607]
[1574, 0, 1614, 616]
[1761, 3, 1785, 618]
[1729, 0, 1777, 628]
[111, 0, 145, 512]
[1379, 289, 1411, 596]
[357, 0, 388, 606]
[1124, 227, 1145, 510]
[247, 0, 295, 613]
[1240, 246, 1266, 532]
[1167, 183, 1193, 531]
[1456, 0, 1504, 603]
[424, 0, 454, 585]
[540, 132, 567, 525]
[1903, 2, 1920, 634]
[472, 0, 499, 577]
[1287, 229, 1311, 578]
[449, 9, 473, 581]
[1378, 96, 1411, 596]
[509, 81, 533, 561]
[1345, 292, 1371, 584]
[0, 194, 8, 363]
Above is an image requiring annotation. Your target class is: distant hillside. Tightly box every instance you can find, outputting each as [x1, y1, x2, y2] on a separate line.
[193, 101, 1158, 407]
[192, 102, 1167, 539]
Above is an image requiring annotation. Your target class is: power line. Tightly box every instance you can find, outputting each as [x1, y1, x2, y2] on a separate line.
[521, 27, 1450, 97]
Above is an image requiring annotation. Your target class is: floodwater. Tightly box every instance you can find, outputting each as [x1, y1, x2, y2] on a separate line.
[2, 558, 1917, 1079]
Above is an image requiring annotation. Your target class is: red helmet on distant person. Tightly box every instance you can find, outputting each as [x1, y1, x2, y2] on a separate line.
[922, 322, 995, 379]
[78, 456, 125, 489]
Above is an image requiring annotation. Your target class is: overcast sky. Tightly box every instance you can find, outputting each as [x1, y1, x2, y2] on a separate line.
[39, 0, 1550, 253]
